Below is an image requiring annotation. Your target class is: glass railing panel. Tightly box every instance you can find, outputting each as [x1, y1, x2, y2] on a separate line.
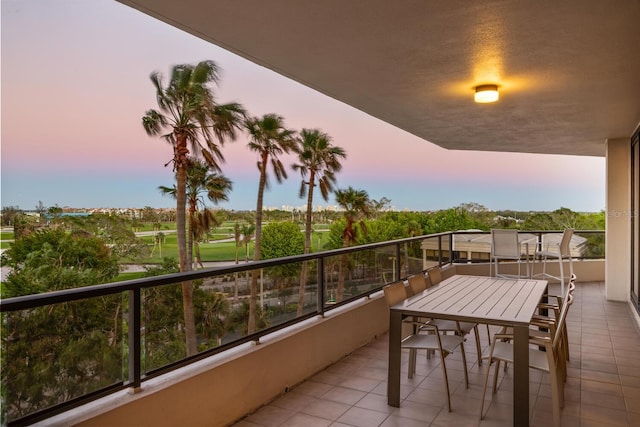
[298, 259, 319, 316]
[231, 262, 314, 334]
[420, 235, 452, 267]
[323, 246, 390, 305]
[575, 231, 605, 258]
[142, 283, 188, 372]
[401, 240, 425, 277]
[1, 293, 126, 424]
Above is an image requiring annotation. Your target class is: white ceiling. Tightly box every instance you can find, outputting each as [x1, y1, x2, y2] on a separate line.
[118, 0, 640, 157]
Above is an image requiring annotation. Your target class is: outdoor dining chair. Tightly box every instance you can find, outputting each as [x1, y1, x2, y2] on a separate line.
[490, 229, 527, 278]
[480, 293, 574, 427]
[498, 274, 576, 374]
[408, 270, 486, 366]
[533, 273, 577, 362]
[533, 228, 575, 295]
[383, 281, 469, 412]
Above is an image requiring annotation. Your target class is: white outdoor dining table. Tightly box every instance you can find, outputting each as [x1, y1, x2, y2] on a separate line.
[387, 274, 548, 426]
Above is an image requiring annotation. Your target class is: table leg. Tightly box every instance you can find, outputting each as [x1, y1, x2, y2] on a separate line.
[387, 310, 402, 407]
[513, 324, 530, 426]
[525, 243, 530, 278]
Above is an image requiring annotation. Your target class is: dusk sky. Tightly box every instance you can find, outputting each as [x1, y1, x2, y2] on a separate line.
[1, 0, 606, 213]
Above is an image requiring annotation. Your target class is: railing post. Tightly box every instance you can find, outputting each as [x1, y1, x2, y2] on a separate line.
[437, 235, 443, 266]
[128, 288, 142, 393]
[317, 257, 325, 317]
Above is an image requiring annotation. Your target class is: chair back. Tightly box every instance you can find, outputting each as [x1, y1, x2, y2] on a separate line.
[559, 229, 574, 257]
[552, 293, 573, 349]
[427, 266, 443, 285]
[491, 229, 520, 258]
[383, 281, 408, 307]
[408, 274, 428, 295]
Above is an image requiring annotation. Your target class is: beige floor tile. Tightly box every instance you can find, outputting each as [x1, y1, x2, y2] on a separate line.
[293, 380, 334, 397]
[581, 404, 630, 426]
[354, 393, 396, 414]
[580, 368, 620, 384]
[321, 386, 367, 406]
[246, 405, 295, 427]
[299, 399, 351, 421]
[379, 414, 431, 427]
[336, 406, 389, 427]
[391, 399, 441, 423]
[279, 413, 332, 427]
[581, 389, 627, 411]
[339, 376, 381, 393]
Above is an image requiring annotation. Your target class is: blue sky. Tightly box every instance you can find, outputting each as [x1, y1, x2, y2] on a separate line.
[1, 0, 606, 212]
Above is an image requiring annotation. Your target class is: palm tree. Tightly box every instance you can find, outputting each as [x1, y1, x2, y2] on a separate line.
[334, 187, 372, 301]
[160, 159, 233, 270]
[245, 113, 296, 332]
[233, 222, 255, 301]
[197, 291, 231, 347]
[143, 59, 244, 357]
[291, 129, 346, 315]
[240, 223, 255, 262]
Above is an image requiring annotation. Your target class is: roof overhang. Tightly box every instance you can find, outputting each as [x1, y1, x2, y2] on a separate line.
[118, 0, 640, 157]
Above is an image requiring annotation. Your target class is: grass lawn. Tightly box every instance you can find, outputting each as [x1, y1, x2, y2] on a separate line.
[1, 232, 14, 250]
[113, 271, 147, 281]
[136, 230, 331, 264]
[137, 233, 249, 263]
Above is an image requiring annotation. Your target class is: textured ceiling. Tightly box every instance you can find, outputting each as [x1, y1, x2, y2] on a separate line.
[118, 0, 640, 157]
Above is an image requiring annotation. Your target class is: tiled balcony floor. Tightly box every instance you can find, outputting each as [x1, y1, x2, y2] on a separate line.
[233, 282, 640, 427]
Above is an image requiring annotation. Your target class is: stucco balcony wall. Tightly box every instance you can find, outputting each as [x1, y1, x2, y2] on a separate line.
[454, 259, 605, 283]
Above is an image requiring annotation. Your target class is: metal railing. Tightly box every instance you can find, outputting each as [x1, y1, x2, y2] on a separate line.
[0, 229, 603, 426]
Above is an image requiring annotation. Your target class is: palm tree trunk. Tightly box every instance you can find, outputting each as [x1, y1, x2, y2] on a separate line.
[234, 248, 239, 302]
[176, 145, 197, 356]
[297, 173, 315, 315]
[249, 158, 268, 333]
[187, 212, 194, 270]
[337, 236, 350, 301]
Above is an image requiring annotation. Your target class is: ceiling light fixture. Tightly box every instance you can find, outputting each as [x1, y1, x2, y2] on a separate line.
[474, 84, 499, 103]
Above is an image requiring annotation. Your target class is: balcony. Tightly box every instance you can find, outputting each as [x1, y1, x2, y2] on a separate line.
[2, 230, 637, 426]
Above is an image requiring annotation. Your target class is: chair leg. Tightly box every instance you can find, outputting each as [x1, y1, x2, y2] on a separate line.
[473, 326, 483, 366]
[440, 352, 453, 412]
[408, 348, 417, 379]
[480, 338, 499, 420]
[547, 351, 562, 427]
[460, 342, 469, 388]
[493, 360, 501, 393]
[480, 359, 492, 419]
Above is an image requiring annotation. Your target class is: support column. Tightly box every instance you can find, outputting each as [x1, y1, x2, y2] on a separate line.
[605, 138, 631, 301]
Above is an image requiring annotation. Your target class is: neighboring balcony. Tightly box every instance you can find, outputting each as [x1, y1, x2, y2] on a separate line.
[2, 230, 636, 427]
